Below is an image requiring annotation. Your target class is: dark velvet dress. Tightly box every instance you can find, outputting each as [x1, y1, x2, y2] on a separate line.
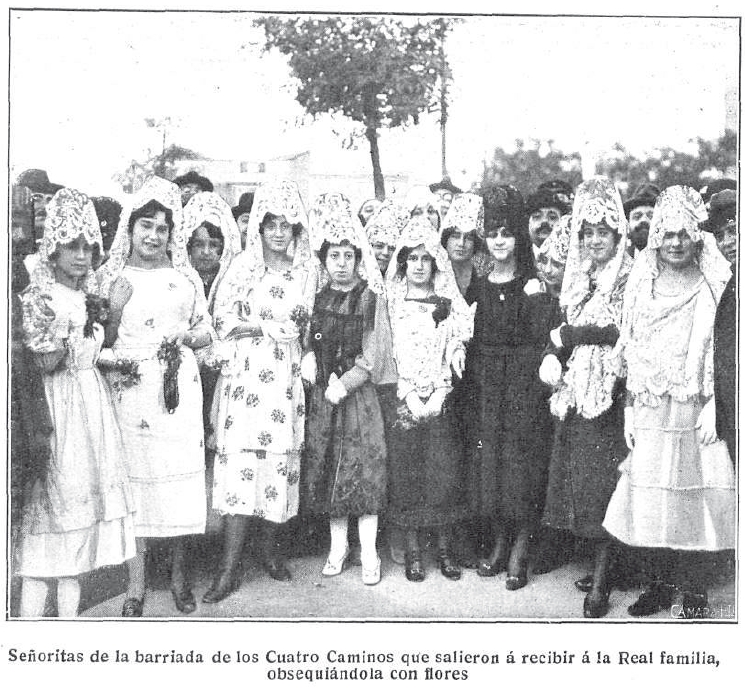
[463, 276, 558, 528]
[541, 322, 627, 541]
[386, 296, 468, 529]
[302, 282, 387, 517]
[714, 272, 736, 465]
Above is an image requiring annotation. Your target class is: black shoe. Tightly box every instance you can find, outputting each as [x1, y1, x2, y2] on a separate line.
[437, 549, 462, 581]
[627, 582, 676, 617]
[505, 563, 528, 591]
[477, 554, 506, 578]
[170, 585, 196, 614]
[583, 590, 610, 618]
[121, 597, 143, 617]
[405, 551, 426, 582]
[202, 573, 241, 603]
[263, 559, 292, 582]
[574, 574, 593, 593]
[672, 590, 708, 619]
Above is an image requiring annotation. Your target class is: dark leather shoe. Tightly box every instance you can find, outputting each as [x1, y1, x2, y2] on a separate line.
[628, 583, 676, 617]
[263, 559, 292, 582]
[477, 555, 506, 578]
[671, 590, 708, 619]
[121, 597, 143, 617]
[405, 551, 425, 582]
[170, 586, 196, 614]
[574, 574, 593, 593]
[202, 574, 240, 604]
[437, 550, 462, 581]
[505, 564, 528, 591]
[583, 590, 610, 618]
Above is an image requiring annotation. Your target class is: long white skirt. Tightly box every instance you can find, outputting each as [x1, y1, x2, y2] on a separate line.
[603, 396, 735, 551]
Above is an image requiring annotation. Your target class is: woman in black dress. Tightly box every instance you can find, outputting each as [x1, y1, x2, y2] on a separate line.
[464, 188, 557, 590]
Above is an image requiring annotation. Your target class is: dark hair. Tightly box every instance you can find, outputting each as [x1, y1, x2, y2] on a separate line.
[187, 220, 224, 253]
[396, 245, 439, 280]
[440, 226, 484, 253]
[128, 200, 174, 237]
[259, 212, 304, 238]
[318, 239, 362, 266]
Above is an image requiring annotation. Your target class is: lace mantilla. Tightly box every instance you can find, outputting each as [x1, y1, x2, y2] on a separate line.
[365, 200, 410, 248]
[308, 192, 384, 295]
[182, 191, 243, 312]
[26, 188, 102, 296]
[647, 185, 708, 250]
[441, 193, 484, 235]
[96, 176, 203, 299]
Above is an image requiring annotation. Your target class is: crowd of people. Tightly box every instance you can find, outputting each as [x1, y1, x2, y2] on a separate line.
[9, 164, 737, 619]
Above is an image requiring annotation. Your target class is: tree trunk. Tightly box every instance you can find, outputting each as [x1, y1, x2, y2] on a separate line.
[365, 123, 385, 200]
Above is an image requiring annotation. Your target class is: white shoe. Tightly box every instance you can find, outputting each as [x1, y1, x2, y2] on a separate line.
[362, 556, 382, 586]
[322, 547, 350, 577]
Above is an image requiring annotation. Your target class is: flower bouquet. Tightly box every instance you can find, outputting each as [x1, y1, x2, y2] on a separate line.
[157, 338, 183, 413]
[84, 294, 110, 338]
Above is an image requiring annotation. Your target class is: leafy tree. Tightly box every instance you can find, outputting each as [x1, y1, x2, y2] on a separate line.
[482, 131, 736, 199]
[255, 16, 446, 199]
[480, 138, 582, 196]
[597, 131, 736, 191]
[113, 143, 201, 193]
[150, 144, 201, 179]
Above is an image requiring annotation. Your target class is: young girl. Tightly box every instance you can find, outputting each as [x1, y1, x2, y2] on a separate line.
[97, 177, 214, 616]
[17, 188, 135, 617]
[385, 215, 473, 582]
[302, 192, 395, 586]
[183, 191, 242, 309]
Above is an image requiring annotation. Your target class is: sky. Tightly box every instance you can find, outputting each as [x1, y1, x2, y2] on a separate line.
[8, 9, 740, 197]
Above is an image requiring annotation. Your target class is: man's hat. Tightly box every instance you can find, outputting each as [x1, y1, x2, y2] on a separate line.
[173, 170, 214, 193]
[699, 178, 736, 206]
[231, 191, 255, 220]
[702, 189, 737, 233]
[537, 179, 574, 208]
[16, 168, 63, 195]
[623, 182, 661, 216]
[429, 176, 462, 196]
[525, 186, 571, 216]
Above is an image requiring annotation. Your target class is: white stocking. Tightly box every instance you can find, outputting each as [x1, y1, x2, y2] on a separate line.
[20, 578, 48, 618]
[358, 514, 379, 567]
[328, 517, 349, 561]
[57, 577, 81, 617]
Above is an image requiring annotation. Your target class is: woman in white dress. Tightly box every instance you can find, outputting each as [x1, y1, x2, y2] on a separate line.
[97, 177, 214, 616]
[604, 186, 736, 617]
[17, 188, 135, 617]
[204, 180, 317, 602]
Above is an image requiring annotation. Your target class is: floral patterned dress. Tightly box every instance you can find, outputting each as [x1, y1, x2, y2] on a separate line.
[110, 266, 209, 538]
[211, 265, 315, 523]
[17, 282, 136, 577]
